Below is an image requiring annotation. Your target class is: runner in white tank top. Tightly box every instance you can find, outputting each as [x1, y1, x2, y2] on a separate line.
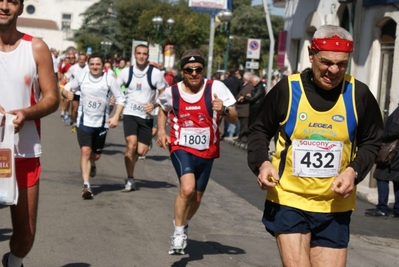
[0, 1, 59, 265]
[116, 44, 166, 191]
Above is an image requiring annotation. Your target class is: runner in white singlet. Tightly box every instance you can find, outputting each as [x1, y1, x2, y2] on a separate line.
[0, 1, 59, 265]
[116, 44, 166, 191]
[63, 54, 125, 199]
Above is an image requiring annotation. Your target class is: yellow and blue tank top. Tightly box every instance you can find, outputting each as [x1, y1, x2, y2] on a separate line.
[267, 73, 358, 212]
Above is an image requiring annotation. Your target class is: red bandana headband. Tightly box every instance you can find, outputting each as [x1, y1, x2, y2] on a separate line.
[311, 35, 353, 52]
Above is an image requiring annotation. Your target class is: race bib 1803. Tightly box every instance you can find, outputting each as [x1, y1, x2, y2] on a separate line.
[292, 139, 343, 178]
[179, 127, 210, 150]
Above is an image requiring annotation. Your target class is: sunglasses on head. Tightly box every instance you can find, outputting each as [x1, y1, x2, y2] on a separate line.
[183, 66, 204, 74]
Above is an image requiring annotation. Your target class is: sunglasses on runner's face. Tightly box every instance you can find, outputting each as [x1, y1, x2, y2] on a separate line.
[183, 67, 204, 74]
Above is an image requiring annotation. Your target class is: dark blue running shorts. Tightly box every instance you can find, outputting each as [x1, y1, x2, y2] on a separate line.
[171, 150, 214, 192]
[77, 125, 108, 154]
[262, 200, 352, 248]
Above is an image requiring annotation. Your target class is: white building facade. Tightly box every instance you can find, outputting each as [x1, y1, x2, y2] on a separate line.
[17, 0, 100, 51]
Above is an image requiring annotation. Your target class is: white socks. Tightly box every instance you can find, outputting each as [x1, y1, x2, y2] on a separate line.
[173, 219, 189, 236]
[8, 253, 23, 267]
[174, 225, 185, 236]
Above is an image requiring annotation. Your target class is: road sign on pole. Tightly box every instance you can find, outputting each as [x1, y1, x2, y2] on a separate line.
[246, 38, 261, 59]
[246, 61, 259, 69]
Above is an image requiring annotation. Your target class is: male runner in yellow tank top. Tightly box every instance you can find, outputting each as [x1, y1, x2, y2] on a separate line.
[248, 25, 383, 267]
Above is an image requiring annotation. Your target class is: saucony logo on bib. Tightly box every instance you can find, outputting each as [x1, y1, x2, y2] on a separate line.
[186, 106, 201, 110]
[299, 140, 337, 150]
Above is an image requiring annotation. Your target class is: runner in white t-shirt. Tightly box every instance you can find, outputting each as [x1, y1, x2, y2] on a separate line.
[63, 53, 125, 199]
[116, 44, 166, 191]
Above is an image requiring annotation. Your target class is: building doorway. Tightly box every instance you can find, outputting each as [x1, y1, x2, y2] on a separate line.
[378, 19, 396, 123]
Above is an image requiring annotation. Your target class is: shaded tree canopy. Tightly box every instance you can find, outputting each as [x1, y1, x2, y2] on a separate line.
[74, 0, 284, 72]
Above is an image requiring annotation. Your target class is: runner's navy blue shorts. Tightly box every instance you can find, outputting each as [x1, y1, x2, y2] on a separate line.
[262, 200, 352, 248]
[171, 150, 214, 192]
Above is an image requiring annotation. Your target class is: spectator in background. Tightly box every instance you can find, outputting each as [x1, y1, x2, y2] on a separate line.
[235, 69, 244, 89]
[114, 59, 126, 77]
[104, 60, 115, 76]
[212, 72, 221, 80]
[164, 67, 175, 86]
[365, 106, 399, 218]
[113, 53, 119, 69]
[235, 71, 254, 144]
[244, 74, 266, 126]
[172, 68, 181, 84]
[270, 74, 280, 88]
[222, 68, 241, 140]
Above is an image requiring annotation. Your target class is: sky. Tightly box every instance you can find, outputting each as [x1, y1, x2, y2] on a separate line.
[252, 0, 286, 16]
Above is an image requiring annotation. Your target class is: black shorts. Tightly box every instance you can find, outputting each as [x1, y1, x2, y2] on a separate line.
[123, 115, 153, 145]
[73, 94, 80, 101]
[76, 125, 108, 154]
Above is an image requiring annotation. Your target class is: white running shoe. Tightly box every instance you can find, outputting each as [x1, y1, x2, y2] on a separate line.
[168, 234, 187, 255]
[121, 178, 136, 192]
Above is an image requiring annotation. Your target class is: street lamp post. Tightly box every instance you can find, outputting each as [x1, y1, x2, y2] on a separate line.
[100, 41, 113, 60]
[152, 16, 174, 65]
[217, 10, 233, 73]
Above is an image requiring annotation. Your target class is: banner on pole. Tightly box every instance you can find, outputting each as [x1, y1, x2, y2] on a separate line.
[189, 0, 228, 9]
[277, 30, 287, 68]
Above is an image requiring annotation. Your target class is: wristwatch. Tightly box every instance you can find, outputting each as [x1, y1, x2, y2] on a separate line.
[222, 106, 229, 116]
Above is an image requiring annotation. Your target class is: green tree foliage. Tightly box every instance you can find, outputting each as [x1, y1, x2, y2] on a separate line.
[226, 3, 284, 71]
[74, 0, 121, 58]
[73, 0, 284, 70]
[134, 0, 210, 61]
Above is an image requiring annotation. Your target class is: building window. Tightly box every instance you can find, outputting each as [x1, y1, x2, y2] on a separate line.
[62, 14, 72, 20]
[61, 13, 72, 31]
[26, 5, 35, 14]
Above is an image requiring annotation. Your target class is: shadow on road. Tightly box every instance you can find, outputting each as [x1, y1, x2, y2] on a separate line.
[136, 179, 176, 190]
[144, 155, 170, 161]
[0, 228, 12, 242]
[61, 263, 90, 267]
[90, 179, 177, 196]
[171, 239, 245, 267]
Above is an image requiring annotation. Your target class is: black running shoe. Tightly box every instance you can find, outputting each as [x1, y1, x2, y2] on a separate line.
[82, 185, 94, 199]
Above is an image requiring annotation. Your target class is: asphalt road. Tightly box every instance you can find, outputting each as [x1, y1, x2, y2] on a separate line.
[0, 112, 398, 267]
